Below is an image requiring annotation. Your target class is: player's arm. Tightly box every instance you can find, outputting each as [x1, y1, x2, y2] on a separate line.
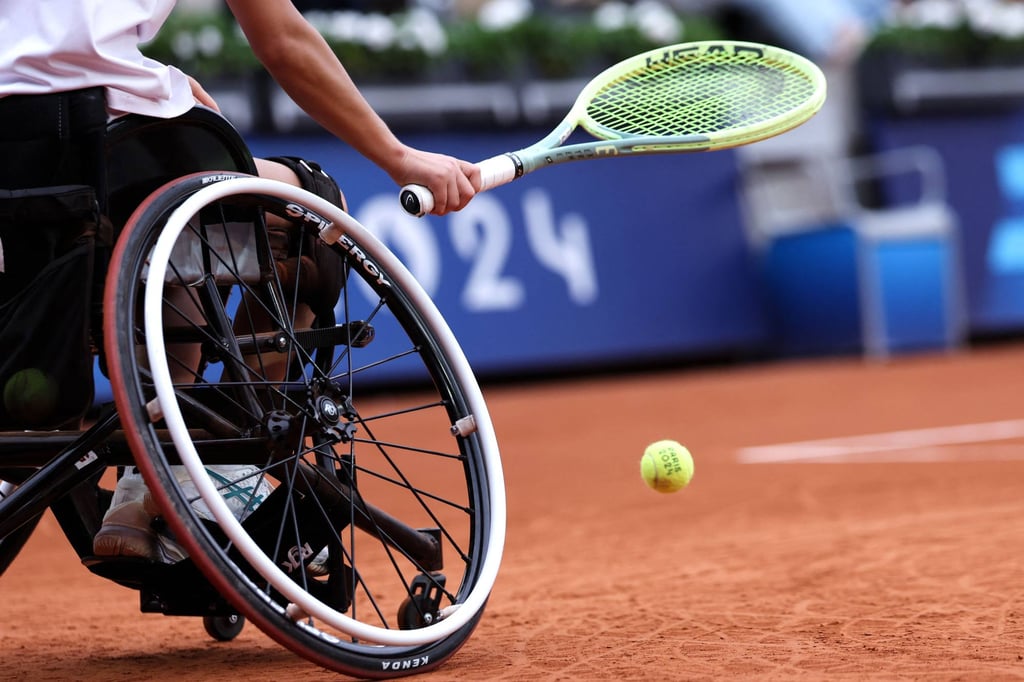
[223, 0, 479, 215]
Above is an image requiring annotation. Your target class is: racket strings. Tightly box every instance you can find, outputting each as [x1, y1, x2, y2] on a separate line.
[585, 55, 818, 138]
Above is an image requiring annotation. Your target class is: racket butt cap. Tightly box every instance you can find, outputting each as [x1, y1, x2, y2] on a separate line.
[400, 185, 433, 217]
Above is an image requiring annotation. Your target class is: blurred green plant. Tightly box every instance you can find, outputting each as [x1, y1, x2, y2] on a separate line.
[865, 0, 1024, 65]
[868, 24, 1024, 64]
[141, 12, 256, 78]
[142, 5, 724, 83]
[447, 10, 723, 80]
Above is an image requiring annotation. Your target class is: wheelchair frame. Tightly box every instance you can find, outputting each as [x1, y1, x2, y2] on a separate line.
[0, 109, 505, 678]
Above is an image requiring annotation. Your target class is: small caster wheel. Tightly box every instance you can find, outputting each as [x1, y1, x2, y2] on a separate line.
[397, 595, 436, 630]
[397, 573, 446, 630]
[204, 613, 245, 641]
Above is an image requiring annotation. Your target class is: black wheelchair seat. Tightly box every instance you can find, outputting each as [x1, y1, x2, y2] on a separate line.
[105, 107, 258, 227]
[0, 106, 258, 430]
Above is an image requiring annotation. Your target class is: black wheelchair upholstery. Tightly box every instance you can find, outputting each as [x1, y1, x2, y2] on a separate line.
[0, 105, 257, 430]
[105, 106, 258, 228]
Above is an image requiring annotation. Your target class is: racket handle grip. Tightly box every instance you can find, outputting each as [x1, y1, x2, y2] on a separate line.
[399, 153, 522, 217]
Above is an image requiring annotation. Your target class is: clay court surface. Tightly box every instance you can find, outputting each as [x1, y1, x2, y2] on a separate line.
[5, 342, 1024, 680]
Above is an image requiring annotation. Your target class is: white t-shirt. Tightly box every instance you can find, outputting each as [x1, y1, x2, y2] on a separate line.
[0, 0, 195, 118]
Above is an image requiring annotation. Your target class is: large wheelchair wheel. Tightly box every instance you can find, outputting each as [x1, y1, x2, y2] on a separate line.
[103, 174, 505, 678]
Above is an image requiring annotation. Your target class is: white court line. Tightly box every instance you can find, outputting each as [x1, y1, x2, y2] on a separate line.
[737, 419, 1024, 464]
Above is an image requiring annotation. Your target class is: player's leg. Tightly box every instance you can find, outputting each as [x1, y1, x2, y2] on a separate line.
[239, 157, 348, 381]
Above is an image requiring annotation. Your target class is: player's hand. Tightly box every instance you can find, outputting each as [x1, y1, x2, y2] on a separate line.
[390, 148, 480, 216]
[187, 75, 221, 112]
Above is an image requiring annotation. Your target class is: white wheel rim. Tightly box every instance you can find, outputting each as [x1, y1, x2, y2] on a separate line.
[142, 176, 505, 646]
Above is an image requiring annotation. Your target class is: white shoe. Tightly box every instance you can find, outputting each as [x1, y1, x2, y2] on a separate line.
[307, 547, 332, 577]
[92, 498, 187, 563]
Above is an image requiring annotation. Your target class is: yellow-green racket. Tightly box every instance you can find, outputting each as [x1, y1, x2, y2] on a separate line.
[401, 40, 826, 216]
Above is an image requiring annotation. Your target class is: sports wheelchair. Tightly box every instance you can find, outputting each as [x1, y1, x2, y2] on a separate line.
[0, 107, 505, 678]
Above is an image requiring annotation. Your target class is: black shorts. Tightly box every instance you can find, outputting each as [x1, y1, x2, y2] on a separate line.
[0, 87, 107, 205]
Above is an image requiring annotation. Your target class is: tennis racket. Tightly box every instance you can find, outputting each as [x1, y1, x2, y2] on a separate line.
[400, 40, 826, 216]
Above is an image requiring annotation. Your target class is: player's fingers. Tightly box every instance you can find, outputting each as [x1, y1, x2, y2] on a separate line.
[431, 175, 460, 216]
[462, 160, 482, 192]
[455, 162, 479, 210]
[435, 163, 478, 215]
[423, 174, 448, 216]
[187, 75, 220, 112]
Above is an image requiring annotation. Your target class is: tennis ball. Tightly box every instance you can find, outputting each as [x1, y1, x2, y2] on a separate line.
[640, 439, 694, 493]
[3, 368, 59, 426]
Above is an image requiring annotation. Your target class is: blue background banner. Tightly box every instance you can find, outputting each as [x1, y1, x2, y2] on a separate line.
[248, 132, 769, 377]
[869, 111, 1024, 336]
[94, 131, 768, 400]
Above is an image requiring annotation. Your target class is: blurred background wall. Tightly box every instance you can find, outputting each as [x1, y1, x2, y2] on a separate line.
[143, 0, 1024, 378]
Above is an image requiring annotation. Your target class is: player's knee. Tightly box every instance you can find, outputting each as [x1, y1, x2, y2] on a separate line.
[255, 157, 300, 186]
[261, 156, 346, 212]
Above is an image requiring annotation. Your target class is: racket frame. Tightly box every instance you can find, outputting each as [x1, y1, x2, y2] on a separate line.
[402, 40, 827, 216]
